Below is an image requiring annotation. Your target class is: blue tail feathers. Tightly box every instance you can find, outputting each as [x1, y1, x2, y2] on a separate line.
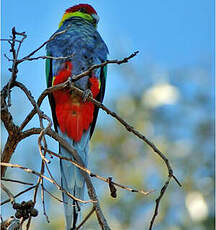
[59, 129, 89, 230]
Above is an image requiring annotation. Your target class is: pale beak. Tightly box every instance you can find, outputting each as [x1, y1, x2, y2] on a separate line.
[92, 13, 100, 24]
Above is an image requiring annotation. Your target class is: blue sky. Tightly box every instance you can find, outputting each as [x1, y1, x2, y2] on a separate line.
[2, 0, 214, 70]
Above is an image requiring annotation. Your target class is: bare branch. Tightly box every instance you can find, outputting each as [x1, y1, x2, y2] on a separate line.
[17, 27, 70, 64]
[1, 178, 34, 186]
[0, 186, 36, 206]
[1, 183, 15, 204]
[76, 207, 96, 230]
[0, 162, 95, 204]
[41, 183, 50, 223]
[20, 53, 75, 62]
[1, 38, 21, 42]
[5, 27, 24, 107]
[149, 178, 171, 230]
[43, 186, 74, 205]
[4, 53, 13, 62]
[1, 94, 21, 177]
[14, 81, 51, 163]
[71, 51, 139, 82]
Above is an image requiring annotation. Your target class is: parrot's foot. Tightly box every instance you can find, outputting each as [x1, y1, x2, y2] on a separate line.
[68, 76, 74, 86]
[82, 89, 93, 102]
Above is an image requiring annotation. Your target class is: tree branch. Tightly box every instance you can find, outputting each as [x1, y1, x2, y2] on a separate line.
[0, 162, 94, 204]
[1, 183, 15, 204]
[1, 178, 34, 186]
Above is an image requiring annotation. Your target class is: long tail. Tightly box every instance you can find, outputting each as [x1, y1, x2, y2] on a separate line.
[59, 130, 89, 230]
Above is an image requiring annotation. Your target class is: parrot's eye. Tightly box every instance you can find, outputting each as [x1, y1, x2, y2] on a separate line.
[92, 18, 97, 24]
[79, 8, 87, 13]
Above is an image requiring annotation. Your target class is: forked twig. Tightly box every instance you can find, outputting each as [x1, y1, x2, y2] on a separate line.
[76, 207, 96, 230]
[1, 183, 15, 204]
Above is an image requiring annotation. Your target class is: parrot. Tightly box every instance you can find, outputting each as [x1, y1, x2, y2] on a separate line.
[45, 4, 108, 230]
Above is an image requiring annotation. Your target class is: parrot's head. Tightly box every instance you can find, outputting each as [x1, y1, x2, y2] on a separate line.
[59, 4, 99, 28]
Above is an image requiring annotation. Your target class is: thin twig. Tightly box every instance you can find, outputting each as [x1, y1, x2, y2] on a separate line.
[4, 53, 12, 62]
[14, 81, 51, 163]
[16, 31, 27, 57]
[0, 185, 36, 206]
[37, 116, 51, 164]
[0, 162, 94, 204]
[43, 186, 74, 206]
[0, 38, 21, 42]
[17, 28, 70, 64]
[149, 178, 171, 230]
[72, 51, 139, 82]
[1, 177, 34, 186]
[76, 207, 96, 230]
[6, 27, 18, 106]
[21, 54, 75, 62]
[1, 183, 15, 204]
[26, 160, 44, 230]
[41, 182, 50, 223]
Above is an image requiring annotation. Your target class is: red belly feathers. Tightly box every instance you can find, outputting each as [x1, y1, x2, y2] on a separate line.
[52, 61, 100, 142]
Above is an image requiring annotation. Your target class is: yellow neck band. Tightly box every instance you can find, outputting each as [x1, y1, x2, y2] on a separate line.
[59, 11, 94, 28]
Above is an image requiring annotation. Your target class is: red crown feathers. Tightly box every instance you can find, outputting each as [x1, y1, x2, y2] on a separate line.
[65, 4, 97, 15]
